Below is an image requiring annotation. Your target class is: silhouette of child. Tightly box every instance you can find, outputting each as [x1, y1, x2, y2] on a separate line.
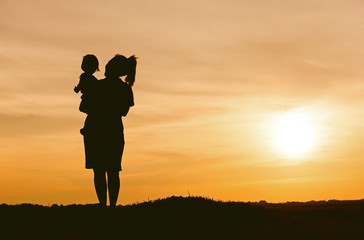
[74, 54, 99, 95]
[74, 54, 100, 113]
[74, 54, 99, 135]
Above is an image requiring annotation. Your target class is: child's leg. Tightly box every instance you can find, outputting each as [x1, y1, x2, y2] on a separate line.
[107, 170, 120, 208]
[93, 168, 107, 206]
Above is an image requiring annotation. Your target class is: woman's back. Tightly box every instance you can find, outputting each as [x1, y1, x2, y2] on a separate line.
[97, 78, 134, 115]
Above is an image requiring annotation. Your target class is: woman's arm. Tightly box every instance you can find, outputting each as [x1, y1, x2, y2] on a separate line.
[114, 83, 134, 116]
[120, 105, 130, 116]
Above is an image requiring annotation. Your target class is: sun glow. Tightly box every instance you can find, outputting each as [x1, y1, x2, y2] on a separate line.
[274, 112, 317, 156]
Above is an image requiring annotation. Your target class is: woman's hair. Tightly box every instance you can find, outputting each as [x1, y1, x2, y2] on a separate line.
[105, 54, 137, 86]
[81, 54, 99, 73]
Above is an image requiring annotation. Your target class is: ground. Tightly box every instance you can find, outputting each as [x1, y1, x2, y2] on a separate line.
[1, 196, 364, 239]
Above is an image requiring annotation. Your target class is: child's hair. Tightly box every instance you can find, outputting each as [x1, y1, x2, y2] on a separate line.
[81, 54, 99, 73]
[105, 54, 137, 86]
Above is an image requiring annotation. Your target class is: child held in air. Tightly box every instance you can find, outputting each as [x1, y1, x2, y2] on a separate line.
[74, 54, 99, 114]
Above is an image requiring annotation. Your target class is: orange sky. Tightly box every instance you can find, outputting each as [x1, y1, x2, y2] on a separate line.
[1, 0, 364, 205]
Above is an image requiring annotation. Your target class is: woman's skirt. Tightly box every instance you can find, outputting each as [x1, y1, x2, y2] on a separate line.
[83, 114, 124, 171]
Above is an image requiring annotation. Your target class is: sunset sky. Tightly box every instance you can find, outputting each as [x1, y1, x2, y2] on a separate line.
[1, 0, 364, 205]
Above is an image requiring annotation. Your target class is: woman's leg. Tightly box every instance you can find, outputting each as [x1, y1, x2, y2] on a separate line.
[107, 170, 120, 208]
[93, 168, 107, 206]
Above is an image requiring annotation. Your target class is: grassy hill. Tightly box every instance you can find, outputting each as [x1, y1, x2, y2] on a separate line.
[1, 196, 364, 239]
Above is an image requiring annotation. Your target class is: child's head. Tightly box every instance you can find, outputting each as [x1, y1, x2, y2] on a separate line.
[81, 54, 99, 74]
[104, 54, 137, 86]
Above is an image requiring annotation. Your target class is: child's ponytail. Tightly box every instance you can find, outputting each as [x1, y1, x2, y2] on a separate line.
[125, 55, 137, 86]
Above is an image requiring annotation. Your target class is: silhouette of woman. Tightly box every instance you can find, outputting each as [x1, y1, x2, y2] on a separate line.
[82, 54, 137, 207]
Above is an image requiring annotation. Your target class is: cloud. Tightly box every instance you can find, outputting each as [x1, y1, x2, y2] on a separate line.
[0, 111, 80, 138]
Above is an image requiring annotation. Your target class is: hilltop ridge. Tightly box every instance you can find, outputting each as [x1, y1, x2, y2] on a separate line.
[1, 196, 364, 239]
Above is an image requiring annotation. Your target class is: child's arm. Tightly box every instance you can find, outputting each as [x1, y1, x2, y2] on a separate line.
[74, 73, 88, 94]
[74, 85, 80, 93]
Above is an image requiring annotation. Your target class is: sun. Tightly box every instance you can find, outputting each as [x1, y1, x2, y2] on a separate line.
[274, 112, 316, 156]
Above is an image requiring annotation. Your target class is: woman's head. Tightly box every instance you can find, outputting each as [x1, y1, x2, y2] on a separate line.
[81, 54, 99, 74]
[105, 54, 137, 86]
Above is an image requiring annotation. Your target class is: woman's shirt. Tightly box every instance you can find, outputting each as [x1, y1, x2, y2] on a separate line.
[98, 77, 134, 117]
[84, 77, 134, 133]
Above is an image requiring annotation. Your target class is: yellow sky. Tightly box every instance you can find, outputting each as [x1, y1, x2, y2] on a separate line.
[1, 0, 364, 205]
